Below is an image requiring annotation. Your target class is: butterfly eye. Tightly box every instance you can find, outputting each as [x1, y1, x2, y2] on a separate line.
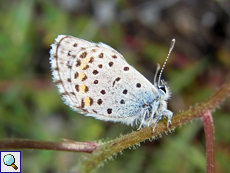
[159, 86, 167, 94]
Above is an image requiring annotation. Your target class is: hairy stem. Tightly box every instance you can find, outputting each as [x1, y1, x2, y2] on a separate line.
[76, 80, 230, 173]
[0, 80, 229, 173]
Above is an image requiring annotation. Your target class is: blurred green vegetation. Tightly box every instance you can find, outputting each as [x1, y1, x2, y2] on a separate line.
[0, 0, 230, 173]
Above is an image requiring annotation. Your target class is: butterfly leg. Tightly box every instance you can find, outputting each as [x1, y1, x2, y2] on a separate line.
[147, 101, 159, 126]
[162, 110, 173, 127]
[137, 110, 147, 131]
[152, 110, 173, 133]
[152, 115, 163, 133]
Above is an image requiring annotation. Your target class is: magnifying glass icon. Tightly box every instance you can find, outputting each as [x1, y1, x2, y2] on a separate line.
[3, 154, 18, 170]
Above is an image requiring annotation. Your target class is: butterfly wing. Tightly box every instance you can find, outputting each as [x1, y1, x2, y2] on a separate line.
[50, 35, 159, 126]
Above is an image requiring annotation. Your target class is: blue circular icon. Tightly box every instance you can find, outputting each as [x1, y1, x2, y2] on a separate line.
[3, 154, 15, 166]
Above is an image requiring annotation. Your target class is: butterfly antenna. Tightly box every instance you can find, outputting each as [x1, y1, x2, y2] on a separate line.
[158, 39, 176, 86]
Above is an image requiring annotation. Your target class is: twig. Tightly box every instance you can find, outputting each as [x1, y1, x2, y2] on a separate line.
[0, 139, 97, 153]
[202, 111, 215, 173]
[0, 80, 229, 173]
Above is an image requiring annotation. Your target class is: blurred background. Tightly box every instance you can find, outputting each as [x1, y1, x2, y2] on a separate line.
[0, 0, 230, 172]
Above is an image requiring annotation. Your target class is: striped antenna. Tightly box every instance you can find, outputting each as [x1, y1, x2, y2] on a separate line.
[158, 38, 176, 86]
